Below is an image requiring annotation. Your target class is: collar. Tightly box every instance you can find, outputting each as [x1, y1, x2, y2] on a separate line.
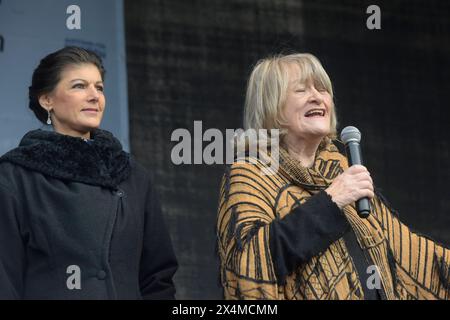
[279, 139, 348, 190]
[0, 128, 131, 189]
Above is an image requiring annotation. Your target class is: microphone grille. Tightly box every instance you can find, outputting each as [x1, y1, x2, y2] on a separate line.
[340, 126, 361, 144]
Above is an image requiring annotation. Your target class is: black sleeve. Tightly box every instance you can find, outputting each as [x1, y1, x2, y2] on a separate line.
[139, 180, 178, 300]
[0, 184, 25, 299]
[269, 190, 350, 284]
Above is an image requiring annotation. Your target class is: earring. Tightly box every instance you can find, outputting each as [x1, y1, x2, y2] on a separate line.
[46, 110, 52, 125]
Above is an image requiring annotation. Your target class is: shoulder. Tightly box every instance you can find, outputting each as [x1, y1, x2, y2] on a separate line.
[228, 157, 284, 181]
[129, 156, 149, 176]
[0, 161, 26, 195]
[230, 148, 286, 175]
[221, 157, 289, 198]
[126, 156, 158, 192]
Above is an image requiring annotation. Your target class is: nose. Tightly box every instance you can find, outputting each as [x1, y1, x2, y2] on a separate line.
[307, 86, 323, 104]
[87, 84, 100, 102]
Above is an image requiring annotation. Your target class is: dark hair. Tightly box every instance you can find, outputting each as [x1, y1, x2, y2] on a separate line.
[28, 46, 105, 124]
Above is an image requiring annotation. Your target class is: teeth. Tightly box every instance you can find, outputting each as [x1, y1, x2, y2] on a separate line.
[306, 109, 325, 117]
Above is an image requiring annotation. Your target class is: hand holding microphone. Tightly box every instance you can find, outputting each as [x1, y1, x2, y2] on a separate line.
[324, 126, 373, 218]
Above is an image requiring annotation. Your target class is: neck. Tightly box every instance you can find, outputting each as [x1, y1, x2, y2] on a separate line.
[283, 135, 323, 168]
[52, 123, 91, 140]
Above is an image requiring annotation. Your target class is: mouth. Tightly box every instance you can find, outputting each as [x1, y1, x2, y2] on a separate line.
[304, 108, 326, 118]
[81, 108, 99, 113]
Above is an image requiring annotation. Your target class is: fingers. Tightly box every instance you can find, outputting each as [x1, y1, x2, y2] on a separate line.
[360, 188, 375, 199]
[348, 164, 367, 173]
[355, 172, 373, 185]
[359, 180, 373, 191]
[347, 166, 374, 200]
[328, 165, 375, 208]
[352, 187, 374, 201]
[347, 166, 373, 183]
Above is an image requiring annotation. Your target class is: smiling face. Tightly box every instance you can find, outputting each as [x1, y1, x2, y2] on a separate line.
[282, 63, 333, 143]
[39, 63, 105, 139]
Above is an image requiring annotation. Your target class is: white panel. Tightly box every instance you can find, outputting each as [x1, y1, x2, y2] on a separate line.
[0, 0, 129, 154]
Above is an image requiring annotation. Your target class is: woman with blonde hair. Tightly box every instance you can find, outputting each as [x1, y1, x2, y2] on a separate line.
[216, 53, 449, 300]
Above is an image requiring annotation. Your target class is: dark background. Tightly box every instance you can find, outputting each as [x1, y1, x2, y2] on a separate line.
[124, 0, 450, 299]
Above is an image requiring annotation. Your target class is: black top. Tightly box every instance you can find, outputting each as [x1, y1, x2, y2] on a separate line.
[343, 228, 381, 300]
[0, 129, 178, 299]
[269, 190, 383, 299]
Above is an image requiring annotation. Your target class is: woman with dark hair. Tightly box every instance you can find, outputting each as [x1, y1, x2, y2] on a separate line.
[0, 46, 178, 299]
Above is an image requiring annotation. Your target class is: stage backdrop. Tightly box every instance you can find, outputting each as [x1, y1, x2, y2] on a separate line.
[125, 0, 450, 299]
[0, 0, 129, 154]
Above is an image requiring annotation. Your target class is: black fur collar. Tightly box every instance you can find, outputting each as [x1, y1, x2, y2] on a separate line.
[0, 128, 130, 189]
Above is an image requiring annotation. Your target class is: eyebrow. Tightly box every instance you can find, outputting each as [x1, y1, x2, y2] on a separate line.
[290, 79, 307, 86]
[70, 79, 103, 84]
[291, 78, 319, 86]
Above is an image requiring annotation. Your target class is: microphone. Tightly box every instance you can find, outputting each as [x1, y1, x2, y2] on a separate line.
[340, 126, 371, 218]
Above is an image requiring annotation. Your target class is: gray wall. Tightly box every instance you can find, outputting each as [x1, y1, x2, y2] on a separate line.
[0, 0, 129, 154]
[124, 0, 450, 299]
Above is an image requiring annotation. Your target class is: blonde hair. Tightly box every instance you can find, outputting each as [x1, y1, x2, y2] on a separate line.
[243, 53, 337, 141]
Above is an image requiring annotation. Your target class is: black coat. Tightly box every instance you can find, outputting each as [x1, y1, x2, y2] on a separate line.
[0, 128, 178, 299]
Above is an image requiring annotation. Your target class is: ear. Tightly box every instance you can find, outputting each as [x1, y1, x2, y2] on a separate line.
[38, 94, 53, 111]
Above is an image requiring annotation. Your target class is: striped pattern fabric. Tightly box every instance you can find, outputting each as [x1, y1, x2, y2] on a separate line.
[216, 141, 449, 299]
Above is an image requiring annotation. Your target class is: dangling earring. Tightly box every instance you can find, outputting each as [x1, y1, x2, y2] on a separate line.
[47, 110, 52, 125]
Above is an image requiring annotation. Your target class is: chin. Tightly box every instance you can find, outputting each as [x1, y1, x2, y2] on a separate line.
[79, 121, 101, 131]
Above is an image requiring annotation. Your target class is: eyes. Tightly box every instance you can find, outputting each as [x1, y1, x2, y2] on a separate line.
[72, 83, 104, 92]
[294, 86, 328, 94]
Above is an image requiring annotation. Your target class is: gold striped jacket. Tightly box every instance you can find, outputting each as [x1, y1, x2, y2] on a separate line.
[216, 142, 450, 299]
